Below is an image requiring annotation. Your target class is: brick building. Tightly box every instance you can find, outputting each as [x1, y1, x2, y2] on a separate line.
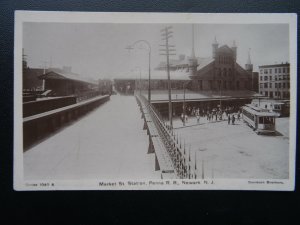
[258, 63, 290, 99]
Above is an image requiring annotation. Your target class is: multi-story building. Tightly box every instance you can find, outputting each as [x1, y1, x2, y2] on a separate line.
[258, 63, 290, 99]
[156, 37, 256, 93]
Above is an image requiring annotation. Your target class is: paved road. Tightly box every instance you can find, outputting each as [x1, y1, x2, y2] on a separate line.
[24, 95, 160, 180]
[174, 116, 289, 179]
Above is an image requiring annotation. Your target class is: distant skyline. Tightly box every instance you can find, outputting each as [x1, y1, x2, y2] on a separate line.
[23, 23, 289, 80]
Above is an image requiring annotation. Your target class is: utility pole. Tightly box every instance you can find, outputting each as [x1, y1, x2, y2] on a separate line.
[160, 26, 176, 129]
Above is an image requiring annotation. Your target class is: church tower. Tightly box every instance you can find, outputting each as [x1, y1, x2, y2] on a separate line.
[245, 48, 253, 72]
[231, 40, 237, 62]
[189, 24, 198, 77]
[212, 36, 218, 59]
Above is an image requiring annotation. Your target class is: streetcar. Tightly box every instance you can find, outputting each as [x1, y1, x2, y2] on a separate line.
[242, 104, 278, 135]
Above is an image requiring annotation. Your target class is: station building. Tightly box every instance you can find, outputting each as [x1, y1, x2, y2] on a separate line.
[39, 68, 98, 96]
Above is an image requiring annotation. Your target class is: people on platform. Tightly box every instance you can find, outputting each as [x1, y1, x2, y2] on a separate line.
[231, 114, 235, 125]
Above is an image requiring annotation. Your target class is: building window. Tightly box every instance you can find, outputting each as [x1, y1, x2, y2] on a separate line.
[275, 83, 278, 88]
[278, 68, 281, 73]
[278, 83, 281, 88]
[198, 80, 203, 90]
[260, 83, 263, 88]
[270, 91, 273, 98]
[283, 68, 286, 73]
[209, 80, 213, 89]
[275, 68, 277, 73]
[269, 83, 272, 88]
[287, 67, 290, 73]
[236, 81, 240, 89]
[269, 69, 272, 73]
[224, 68, 227, 76]
[275, 75, 277, 81]
[264, 83, 268, 88]
[264, 69, 268, 74]
[269, 76, 272, 80]
[260, 76, 263, 81]
[260, 69, 263, 74]
[260, 91, 263, 95]
[265, 91, 268, 96]
[228, 68, 232, 76]
[283, 83, 286, 88]
[264, 76, 268, 81]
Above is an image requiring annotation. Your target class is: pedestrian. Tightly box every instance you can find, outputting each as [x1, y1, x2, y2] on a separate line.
[185, 114, 188, 123]
[237, 111, 241, 121]
[232, 114, 235, 125]
[181, 113, 184, 124]
[196, 114, 200, 123]
[228, 114, 231, 124]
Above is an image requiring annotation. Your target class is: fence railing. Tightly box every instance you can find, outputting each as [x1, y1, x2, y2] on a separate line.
[23, 95, 110, 151]
[137, 94, 196, 179]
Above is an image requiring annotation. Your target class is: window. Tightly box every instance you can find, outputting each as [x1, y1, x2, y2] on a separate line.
[236, 81, 240, 89]
[228, 68, 232, 76]
[270, 91, 273, 98]
[275, 83, 278, 88]
[198, 80, 203, 90]
[264, 76, 268, 81]
[269, 83, 272, 88]
[260, 69, 263, 74]
[264, 69, 268, 74]
[269, 69, 272, 74]
[264, 83, 268, 88]
[269, 76, 272, 80]
[275, 68, 277, 73]
[278, 83, 281, 88]
[287, 67, 290, 73]
[223, 68, 227, 76]
[260, 83, 263, 88]
[265, 91, 268, 96]
[283, 83, 286, 88]
[278, 68, 281, 73]
[283, 68, 286, 73]
[260, 76, 263, 81]
[275, 75, 277, 81]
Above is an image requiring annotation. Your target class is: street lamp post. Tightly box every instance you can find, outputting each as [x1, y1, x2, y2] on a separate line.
[127, 40, 151, 104]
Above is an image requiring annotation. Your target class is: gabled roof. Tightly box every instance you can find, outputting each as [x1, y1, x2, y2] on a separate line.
[39, 70, 97, 85]
[235, 63, 251, 78]
[196, 57, 214, 70]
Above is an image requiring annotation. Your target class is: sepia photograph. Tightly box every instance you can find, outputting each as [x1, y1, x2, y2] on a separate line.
[14, 12, 297, 190]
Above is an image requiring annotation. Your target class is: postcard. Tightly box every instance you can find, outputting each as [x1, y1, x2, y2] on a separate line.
[14, 11, 297, 190]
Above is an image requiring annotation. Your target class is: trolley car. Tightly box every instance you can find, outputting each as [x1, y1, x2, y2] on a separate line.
[242, 104, 278, 135]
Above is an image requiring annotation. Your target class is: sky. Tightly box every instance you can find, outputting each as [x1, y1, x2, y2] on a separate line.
[23, 23, 289, 80]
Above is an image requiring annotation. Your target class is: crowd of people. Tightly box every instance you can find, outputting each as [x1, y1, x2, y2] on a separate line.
[179, 105, 242, 126]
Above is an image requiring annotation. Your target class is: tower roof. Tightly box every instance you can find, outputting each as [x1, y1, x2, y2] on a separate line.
[247, 48, 252, 65]
[213, 36, 218, 45]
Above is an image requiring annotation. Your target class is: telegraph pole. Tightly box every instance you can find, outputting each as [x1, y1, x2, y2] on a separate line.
[160, 26, 176, 129]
